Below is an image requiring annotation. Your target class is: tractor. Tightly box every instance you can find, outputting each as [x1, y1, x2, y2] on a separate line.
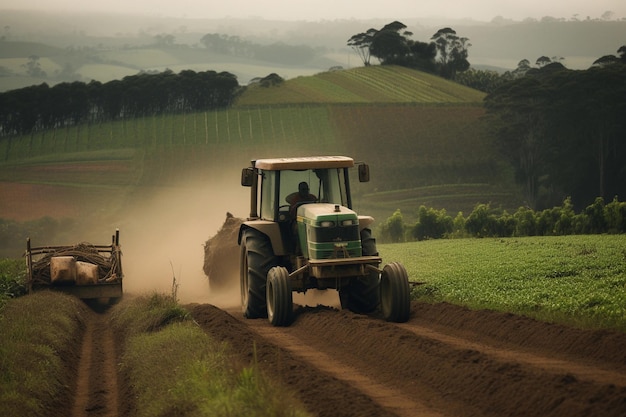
[239, 156, 410, 326]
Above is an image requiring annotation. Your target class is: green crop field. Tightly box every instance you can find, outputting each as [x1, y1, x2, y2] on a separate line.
[380, 235, 626, 331]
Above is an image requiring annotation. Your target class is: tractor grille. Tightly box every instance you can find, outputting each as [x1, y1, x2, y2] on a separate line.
[308, 224, 361, 259]
[310, 224, 359, 243]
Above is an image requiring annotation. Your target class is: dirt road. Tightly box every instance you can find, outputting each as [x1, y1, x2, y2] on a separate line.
[189, 300, 626, 417]
[61, 299, 626, 417]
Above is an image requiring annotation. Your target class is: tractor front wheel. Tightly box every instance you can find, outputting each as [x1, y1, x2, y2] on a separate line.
[267, 266, 293, 326]
[380, 262, 410, 322]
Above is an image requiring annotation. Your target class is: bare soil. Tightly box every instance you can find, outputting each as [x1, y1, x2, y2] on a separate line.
[189, 301, 626, 417]
[55, 297, 626, 417]
[52, 303, 125, 417]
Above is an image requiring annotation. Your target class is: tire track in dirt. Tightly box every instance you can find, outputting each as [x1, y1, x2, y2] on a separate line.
[396, 322, 626, 387]
[190, 303, 399, 417]
[191, 301, 626, 417]
[71, 307, 119, 417]
[243, 318, 443, 417]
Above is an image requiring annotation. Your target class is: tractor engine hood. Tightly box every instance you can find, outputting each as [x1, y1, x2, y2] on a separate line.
[296, 203, 362, 259]
[297, 203, 357, 223]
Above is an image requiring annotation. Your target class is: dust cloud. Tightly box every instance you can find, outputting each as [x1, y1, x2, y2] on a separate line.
[109, 164, 343, 312]
[115, 170, 248, 307]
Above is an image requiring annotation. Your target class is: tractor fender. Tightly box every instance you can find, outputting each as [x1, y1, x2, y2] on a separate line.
[238, 221, 286, 256]
[358, 215, 375, 231]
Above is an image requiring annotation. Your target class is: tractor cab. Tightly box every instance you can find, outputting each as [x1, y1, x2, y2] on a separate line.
[241, 156, 371, 258]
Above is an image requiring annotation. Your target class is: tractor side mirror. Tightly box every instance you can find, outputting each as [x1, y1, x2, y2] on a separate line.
[241, 167, 254, 186]
[358, 163, 370, 183]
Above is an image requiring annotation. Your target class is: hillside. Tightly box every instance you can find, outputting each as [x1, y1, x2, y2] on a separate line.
[0, 65, 521, 245]
[235, 66, 486, 105]
[231, 66, 514, 221]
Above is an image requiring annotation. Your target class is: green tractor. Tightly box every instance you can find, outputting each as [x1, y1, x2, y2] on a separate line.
[239, 156, 410, 326]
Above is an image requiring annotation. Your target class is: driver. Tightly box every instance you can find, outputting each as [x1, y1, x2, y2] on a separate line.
[286, 181, 317, 212]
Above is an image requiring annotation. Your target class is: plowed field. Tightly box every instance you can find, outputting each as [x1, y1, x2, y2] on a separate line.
[189, 301, 626, 417]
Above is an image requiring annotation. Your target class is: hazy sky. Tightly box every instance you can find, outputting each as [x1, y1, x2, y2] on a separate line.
[4, 0, 626, 21]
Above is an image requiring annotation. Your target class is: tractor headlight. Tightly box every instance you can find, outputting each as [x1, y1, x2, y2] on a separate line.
[320, 221, 335, 227]
[341, 219, 355, 226]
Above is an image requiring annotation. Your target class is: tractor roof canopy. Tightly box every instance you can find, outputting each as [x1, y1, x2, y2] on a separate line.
[253, 156, 354, 171]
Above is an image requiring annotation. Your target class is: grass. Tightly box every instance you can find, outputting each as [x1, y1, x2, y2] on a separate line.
[110, 293, 310, 417]
[0, 291, 87, 417]
[379, 234, 626, 331]
[0, 291, 310, 417]
[0, 258, 27, 304]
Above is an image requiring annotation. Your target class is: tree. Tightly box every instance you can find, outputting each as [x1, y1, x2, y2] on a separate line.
[348, 22, 436, 71]
[484, 76, 553, 209]
[455, 68, 507, 93]
[592, 45, 626, 67]
[347, 29, 377, 66]
[485, 62, 626, 210]
[430, 28, 470, 79]
[369, 21, 412, 65]
[154, 33, 175, 47]
[23, 55, 46, 78]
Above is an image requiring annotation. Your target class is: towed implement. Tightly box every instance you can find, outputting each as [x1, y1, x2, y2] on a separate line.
[25, 230, 123, 300]
[239, 156, 410, 326]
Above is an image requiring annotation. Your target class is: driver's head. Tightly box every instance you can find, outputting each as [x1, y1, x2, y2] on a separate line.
[298, 182, 309, 195]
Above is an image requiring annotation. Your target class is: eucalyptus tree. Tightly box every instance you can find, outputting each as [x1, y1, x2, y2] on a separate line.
[430, 27, 470, 79]
[348, 21, 436, 70]
[347, 28, 376, 66]
[368, 21, 413, 65]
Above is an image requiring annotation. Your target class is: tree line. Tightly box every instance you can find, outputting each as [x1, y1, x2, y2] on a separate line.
[378, 196, 626, 243]
[0, 69, 240, 137]
[347, 21, 470, 80]
[484, 52, 626, 211]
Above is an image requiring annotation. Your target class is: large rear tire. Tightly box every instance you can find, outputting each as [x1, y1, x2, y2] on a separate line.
[339, 228, 379, 313]
[380, 262, 410, 322]
[267, 266, 293, 326]
[240, 228, 276, 319]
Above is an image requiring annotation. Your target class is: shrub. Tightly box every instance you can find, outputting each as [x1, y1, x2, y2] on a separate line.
[450, 211, 467, 238]
[535, 198, 576, 236]
[513, 206, 536, 236]
[412, 206, 453, 240]
[379, 209, 406, 243]
[581, 197, 607, 234]
[384, 196, 625, 241]
[465, 203, 499, 237]
[604, 196, 626, 233]
[0, 259, 27, 305]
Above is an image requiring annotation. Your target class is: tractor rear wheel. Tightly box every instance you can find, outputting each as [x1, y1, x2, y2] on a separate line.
[380, 262, 410, 322]
[339, 228, 379, 313]
[267, 266, 293, 326]
[240, 228, 276, 319]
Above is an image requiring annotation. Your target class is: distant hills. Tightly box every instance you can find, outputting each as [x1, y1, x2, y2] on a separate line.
[1, 10, 625, 92]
